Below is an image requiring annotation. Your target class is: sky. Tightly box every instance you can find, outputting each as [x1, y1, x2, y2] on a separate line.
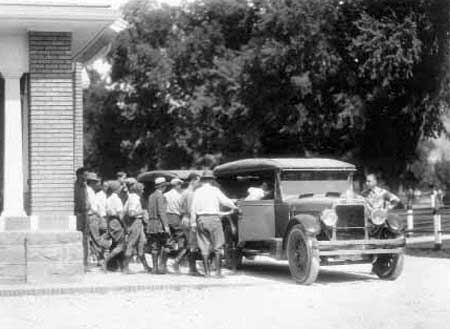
[112, 0, 183, 9]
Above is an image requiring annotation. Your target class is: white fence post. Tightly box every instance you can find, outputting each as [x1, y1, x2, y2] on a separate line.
[432, 192, 442, 250]
[434, 211, 442, 250]
[407, 209, 414, 236]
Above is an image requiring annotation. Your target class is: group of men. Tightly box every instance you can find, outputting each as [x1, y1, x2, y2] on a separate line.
[74, 168, 237, 278]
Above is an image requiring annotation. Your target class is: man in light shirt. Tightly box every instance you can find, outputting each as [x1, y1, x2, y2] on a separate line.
[123, 182, 151, 273]
[179, 172, 202, 276]
[96, 180, 108, 231]
[191, 170, 237, 277]
[164, 177, 186, 272]
[104, 180, 126, 272]
[362, 174, 400, 211]
[86, 172, 103, 268]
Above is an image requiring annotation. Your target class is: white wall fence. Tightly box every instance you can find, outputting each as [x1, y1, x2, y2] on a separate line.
[394, 206, 450, 249]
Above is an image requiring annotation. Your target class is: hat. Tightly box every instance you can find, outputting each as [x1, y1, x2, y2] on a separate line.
[125, 177, 137, 186]
[107, 180, 121, 193]
[201, 170, 215, 180]
[154, 177, 168, 187]
[130, 182, 144, 194]
[86, 172, 100, 182]
[170, 178, 183, 186]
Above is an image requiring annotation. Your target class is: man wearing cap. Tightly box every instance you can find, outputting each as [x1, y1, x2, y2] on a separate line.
[164, 177, 186, 273]
[180, 172, 201, 275]
[74, 167, 89, 269]
[191, 170, 237, 277]
[147, 177, 171, 274]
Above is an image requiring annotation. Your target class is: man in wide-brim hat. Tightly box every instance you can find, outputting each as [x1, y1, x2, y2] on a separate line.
[146, 177, 171, 274]
[190, 170, 237, 277]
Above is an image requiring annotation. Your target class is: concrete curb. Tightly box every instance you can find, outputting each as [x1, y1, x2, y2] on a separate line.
[0, 281, 266, 298]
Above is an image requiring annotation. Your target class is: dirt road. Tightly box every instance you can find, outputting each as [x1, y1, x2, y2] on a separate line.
[0, 255, 449, 329]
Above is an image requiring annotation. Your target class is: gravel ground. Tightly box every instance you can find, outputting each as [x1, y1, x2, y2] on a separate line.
[0, 255, 449, 329]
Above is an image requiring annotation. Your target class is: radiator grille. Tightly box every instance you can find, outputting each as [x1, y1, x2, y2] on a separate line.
[335, 205, 366, 240]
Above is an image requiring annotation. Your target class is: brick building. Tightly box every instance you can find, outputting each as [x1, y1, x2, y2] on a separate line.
[0, 0, 123, 283]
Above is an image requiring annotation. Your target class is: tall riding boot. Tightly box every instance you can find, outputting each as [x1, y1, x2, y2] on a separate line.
[159, 249, 168, 274]
[151, 253, 159, 274]
[173, 249, 187, 274]
[202, 255, 210, 277]
[215, 253, 223, 278]
[188, 252, 201, 276]
[139, 254, 152, 273]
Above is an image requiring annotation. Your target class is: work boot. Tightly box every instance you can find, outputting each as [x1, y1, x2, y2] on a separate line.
[139, 255, 152, 273]
[188, 252, 201, 276]
[151, 253, 159, 274]
[214, 253, 223, 278]
[208, 254, 216, 271]
[173, 249, 187, 274]
[202, 255, 210, 277]
[158, 249, 168, 274]
[122, 256, 131, 274]
[102, 252, 110, 272]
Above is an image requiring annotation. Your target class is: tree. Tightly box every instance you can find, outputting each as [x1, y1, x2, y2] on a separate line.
[85, 0, 450, 186]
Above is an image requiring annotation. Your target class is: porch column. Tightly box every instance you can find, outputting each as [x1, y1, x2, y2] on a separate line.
[2, 72, 26, 218]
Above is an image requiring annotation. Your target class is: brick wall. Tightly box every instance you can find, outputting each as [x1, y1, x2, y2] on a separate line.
[28, 32, 76, 216]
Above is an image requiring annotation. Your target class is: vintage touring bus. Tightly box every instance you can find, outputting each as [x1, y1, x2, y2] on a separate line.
[214, 158, 405, 285]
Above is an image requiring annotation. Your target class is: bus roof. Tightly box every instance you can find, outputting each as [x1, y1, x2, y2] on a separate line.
[214, 158, 356, 176]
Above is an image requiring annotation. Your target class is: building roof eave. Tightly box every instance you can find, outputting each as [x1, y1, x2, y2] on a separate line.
[74, 18, 128, 64]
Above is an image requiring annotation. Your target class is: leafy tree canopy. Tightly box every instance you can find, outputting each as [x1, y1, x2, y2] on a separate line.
[85, 0, 450, 187]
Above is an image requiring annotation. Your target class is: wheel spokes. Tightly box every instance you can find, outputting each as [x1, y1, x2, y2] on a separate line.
[290, 233, 307, 274]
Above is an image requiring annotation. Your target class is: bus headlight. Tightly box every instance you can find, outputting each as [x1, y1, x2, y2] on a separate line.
[371, 209, 387, 225]
[321, 209, 338, 227]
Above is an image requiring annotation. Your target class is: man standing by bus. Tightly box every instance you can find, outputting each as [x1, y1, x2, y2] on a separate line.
[191, 170, 237, 277]
[362, 173, 400, 211]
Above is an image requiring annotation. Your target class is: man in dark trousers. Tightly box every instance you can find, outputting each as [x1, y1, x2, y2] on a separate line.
[74, 167, 89, 269]
[147, 177, 171, 274]
[190, 171, 237, 277]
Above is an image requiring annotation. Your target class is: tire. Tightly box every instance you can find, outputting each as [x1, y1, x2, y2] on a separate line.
[372, 252, 404, 280]
[286, 224, 320, 285]
[222, 218, 241, 271]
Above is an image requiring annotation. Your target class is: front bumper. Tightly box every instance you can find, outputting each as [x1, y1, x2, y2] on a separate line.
[317, 237, 406, 256]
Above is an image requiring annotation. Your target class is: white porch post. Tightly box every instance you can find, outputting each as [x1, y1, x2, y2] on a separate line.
[1, 72, 26, 218]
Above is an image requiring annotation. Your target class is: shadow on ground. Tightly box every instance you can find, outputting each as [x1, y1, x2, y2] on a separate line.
[405, 239, 450, 259]
[237, 260, 375, 285]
